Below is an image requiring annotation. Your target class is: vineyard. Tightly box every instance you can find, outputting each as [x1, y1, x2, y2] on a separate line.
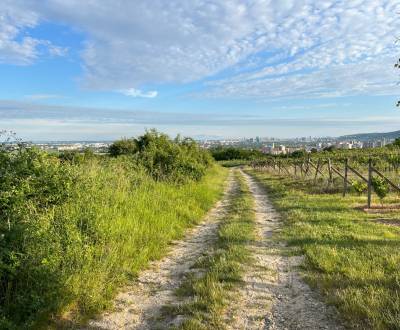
[251, 148, 400, 208]
[245, 147, 400, 329]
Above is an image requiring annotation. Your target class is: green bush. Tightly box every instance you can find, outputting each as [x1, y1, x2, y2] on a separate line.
[111, 130, 212, 183]
[351, 180, 367, 195]
[0, 146, 77, 327]
[371, 176, 389, 204]
[211, 147, 263, 161]
[108, 138, 137, 156]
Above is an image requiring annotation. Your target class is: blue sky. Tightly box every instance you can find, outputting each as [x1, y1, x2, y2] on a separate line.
[1, 0, 400, 141]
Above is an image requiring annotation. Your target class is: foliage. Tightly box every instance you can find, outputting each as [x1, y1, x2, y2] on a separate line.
[109, 130, 212, 183]
[290, 149, 307, 158]
[211, 147, 264, 161]
[391, 138, 400, 148]
[323, 145, 336, 152]
[0, 141, 225, 328]
[0, 146, 78, 327]
[371, 176, 389, 203]
[108, 138, 137, 156]
[134, 130, 213, 183]
[351, 180, 367, 195]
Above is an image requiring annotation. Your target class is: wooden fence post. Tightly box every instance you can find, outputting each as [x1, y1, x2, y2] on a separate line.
[343, 158, 348, 197]
[314, 160, 320, 183]
[367, 158, 372, 208]
[328, 158, 333, 185]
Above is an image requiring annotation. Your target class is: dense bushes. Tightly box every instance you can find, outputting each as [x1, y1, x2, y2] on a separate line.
[0, 135, 224, 328]
[108, 138, 137, 157]
[211, 147, 264, 161]
[0, 146, 78, 328]
[109, 130, 212, 182]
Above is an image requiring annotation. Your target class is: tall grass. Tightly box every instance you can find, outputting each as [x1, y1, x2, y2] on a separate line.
[0, 144, 227, 329]
[248, 169, 400, 330]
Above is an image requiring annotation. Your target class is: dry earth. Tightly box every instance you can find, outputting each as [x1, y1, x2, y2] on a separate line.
[224, 171, 344, 330]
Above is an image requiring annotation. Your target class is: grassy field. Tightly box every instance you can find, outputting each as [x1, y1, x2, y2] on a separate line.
[165, 171, 255, 329]
[248, 168, 400, 329]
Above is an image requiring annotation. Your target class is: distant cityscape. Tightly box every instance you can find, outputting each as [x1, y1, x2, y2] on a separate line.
[198, 136, 392, 155]
[5, 133, 395, 155]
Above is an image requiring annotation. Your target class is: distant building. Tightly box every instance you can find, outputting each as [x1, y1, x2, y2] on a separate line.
[261, 143, 288, 155]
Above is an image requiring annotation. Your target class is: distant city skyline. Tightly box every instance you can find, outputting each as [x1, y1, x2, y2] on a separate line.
[1, 1, 400, 140]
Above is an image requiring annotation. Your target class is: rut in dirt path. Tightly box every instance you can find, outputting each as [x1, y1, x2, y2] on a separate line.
[83, 172, 235, 330]
[225, 171, 344, 330]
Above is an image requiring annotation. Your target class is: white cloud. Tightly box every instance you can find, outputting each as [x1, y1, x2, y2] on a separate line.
[0, 1, 67, 64]
[3, 0, 400, 98]
[119, 88, 158, 98]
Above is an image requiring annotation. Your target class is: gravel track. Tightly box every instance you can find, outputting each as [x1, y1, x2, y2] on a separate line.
[224, 171, 344, 330]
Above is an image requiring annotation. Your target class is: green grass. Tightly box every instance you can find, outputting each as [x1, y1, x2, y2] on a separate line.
[1, 157, 228, 329]
[247, 168, 400, 330]
[165, 171, 255, 330]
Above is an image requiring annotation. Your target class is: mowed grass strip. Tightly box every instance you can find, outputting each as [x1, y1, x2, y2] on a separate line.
[165, 171, 255, 330]
[248, 169, 400, 330]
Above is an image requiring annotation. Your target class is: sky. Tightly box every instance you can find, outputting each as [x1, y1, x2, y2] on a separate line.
[0, 0, 400, 141]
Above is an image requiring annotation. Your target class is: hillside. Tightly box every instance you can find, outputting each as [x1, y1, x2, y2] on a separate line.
[338, 129, 400, 141]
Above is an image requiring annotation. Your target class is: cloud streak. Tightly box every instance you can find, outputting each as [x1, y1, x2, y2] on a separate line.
[119, 88, 158, 98]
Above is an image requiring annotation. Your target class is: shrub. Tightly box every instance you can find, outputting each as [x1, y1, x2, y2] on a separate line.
[211, 147, 263, 161]
[0, 146, 77, 326]
[133, 130, 212, 183]
[291, 150, 307, 158]
[109, 138, 137, 156]
[371, 176, 389, 204]
[351, 180, 367, 195]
